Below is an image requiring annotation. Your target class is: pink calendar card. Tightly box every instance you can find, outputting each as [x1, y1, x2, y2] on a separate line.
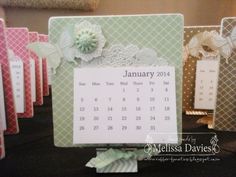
[0, 19, 19, 134]
[6, 28, 34, 118]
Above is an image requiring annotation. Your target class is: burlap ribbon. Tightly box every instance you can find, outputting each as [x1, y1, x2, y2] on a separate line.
[0, 0, 100, 11]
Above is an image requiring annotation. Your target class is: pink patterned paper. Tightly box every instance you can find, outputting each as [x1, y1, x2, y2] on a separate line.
[29, 32, 44, 105]
[6, 28, 34, 118]
[39, 34, 49, 96]
[0, 19, 19, 134]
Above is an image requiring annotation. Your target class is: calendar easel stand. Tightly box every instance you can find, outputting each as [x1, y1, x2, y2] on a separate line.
[95, 148, 138, 173]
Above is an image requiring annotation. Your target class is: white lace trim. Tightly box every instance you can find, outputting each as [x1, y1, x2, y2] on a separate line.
[81, 44, 169, 67]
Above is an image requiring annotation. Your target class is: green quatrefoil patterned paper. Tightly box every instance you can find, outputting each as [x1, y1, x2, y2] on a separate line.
[49, 14, 184, 147]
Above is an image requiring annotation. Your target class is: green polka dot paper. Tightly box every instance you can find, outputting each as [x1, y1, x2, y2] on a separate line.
[49, 14, 184, 147]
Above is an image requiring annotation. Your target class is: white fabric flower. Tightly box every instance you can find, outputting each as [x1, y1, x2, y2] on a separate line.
[185, 30, 220, 59]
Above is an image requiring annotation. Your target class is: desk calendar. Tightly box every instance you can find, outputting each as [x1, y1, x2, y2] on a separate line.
[214, 17, 236, 131]
[73, 67, 178, 144]
[45, 14, 183, 147]
[6, 27, 34, 118]
[0, 20, 18, 134]
[182, 26, 220, 112]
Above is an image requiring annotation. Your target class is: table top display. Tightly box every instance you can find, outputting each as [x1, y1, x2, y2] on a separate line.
[0, 13, 235, 175]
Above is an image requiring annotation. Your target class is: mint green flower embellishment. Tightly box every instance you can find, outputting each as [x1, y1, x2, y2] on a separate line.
[27, 21, 106, 73]
[75, 30, 98, 54]
[74, 21, 106, 62]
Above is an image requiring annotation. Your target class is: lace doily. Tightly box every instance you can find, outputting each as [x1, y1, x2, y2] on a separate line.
[81, 44, 169, 68]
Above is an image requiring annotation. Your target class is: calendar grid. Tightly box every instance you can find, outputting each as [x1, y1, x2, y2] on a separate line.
[73, 67, 178, 144]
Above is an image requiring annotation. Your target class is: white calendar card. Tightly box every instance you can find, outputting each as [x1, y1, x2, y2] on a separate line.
[10, 60, 25, 113]
[0, 65, 7, 130]
[194, 59, 219, 110]
[73, 67, 178, 144]
[30, 59, 36, 102]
